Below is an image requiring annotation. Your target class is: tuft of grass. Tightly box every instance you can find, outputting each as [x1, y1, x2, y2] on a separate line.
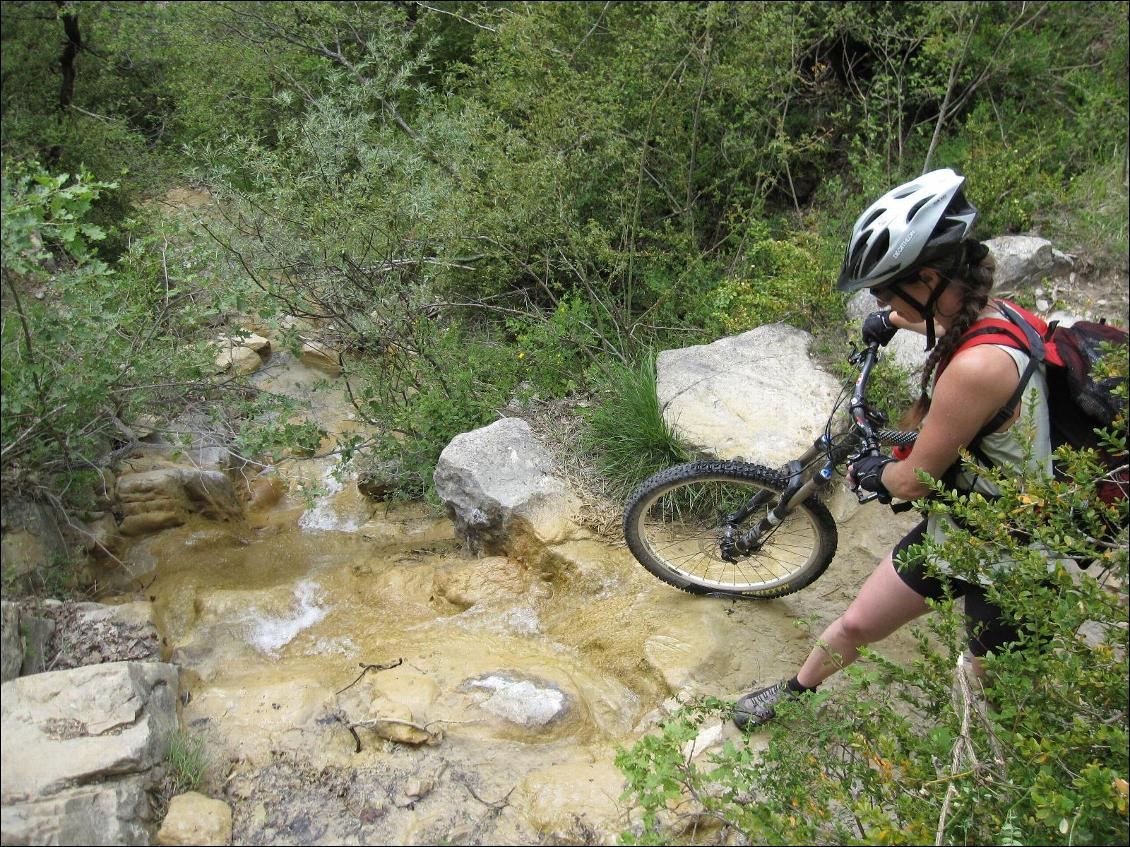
[165, 729, 209, 796]
[582, 353, 691, 501]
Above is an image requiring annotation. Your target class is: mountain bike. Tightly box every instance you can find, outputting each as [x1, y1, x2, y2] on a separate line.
[623, 341, 918, 599]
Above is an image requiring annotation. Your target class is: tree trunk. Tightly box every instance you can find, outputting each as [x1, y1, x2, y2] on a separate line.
[58, 1, 82, 111]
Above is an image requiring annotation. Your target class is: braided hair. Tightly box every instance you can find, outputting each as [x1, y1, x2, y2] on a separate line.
[901, 239, 995, 428]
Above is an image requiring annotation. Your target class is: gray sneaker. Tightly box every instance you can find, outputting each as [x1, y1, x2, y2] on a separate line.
[732, 680, 790, 730]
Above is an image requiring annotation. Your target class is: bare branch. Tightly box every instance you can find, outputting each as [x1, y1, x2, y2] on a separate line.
[416, 2, 498, 33]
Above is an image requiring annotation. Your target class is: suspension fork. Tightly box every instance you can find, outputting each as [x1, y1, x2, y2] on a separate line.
[720, 435, 841, 559]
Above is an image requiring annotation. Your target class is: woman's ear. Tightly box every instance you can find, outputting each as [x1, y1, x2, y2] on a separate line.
[918, 268, 941, 287]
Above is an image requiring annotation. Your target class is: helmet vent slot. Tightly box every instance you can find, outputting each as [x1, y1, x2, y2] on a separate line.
[863, 231, 889, 274]
[906, 197, 931, 222]
[859, 208, 885, 230]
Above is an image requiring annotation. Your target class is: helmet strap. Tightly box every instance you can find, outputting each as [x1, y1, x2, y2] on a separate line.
[886, 274, 952, 350]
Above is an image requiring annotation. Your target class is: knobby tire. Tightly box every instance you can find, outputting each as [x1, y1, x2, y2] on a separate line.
[624, 460, 838, 599]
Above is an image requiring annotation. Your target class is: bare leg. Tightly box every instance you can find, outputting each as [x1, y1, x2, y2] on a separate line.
[795, 554, 932, 688]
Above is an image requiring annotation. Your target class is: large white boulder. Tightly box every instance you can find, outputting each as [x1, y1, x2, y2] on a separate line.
[657, 324, 842, 467]
[434, 418, 581, 559]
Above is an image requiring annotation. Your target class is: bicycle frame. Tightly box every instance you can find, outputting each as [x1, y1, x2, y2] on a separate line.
[722, 342, 902, 559]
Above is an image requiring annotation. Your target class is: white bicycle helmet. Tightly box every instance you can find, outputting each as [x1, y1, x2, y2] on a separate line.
[837, 168, 978, 293]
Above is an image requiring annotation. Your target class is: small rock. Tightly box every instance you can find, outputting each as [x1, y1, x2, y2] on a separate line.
[300, 341, 342, 376]
[459, 672, 570, 728]
[214, 344, 263, 376]
[395, 776, 435, 806]
[680, 719, 725, 760]
[156, 791, 233, 846]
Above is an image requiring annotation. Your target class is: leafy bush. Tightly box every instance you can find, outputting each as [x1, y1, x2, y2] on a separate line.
[945, 104, 1060, 235]
[708, 223, 841, 336]
[1, 164, 319, 526]
[1040, 156, 1130, 273]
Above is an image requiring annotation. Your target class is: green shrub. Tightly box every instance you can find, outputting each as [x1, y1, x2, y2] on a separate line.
[707, 222, 841, 336]
[952, 104, 1060, 235]
[1040, 156, 1130, 272]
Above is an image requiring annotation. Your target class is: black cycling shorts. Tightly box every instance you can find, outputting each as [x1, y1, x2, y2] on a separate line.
[892, 520, 1022, 658]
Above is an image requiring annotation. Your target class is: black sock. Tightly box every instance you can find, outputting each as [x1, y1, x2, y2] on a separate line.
[786, 675, 817, 694]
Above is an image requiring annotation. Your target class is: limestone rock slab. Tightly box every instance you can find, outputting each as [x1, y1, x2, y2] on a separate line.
[1, 661, 179, 799]
[117, 467, 241, 537]
[657, 324, 842, 467]
[0, 773, 154, 845]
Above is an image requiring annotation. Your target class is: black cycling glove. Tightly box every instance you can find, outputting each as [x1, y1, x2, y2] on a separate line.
[851, 453, 897, 501]
[862, 310, 898, 347]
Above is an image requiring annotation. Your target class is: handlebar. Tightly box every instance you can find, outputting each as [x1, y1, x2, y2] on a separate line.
[849, 342, 884, 457]
[846, 342, 899, 505]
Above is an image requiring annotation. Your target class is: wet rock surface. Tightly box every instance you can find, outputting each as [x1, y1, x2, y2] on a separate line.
[2, 324, 937, 846]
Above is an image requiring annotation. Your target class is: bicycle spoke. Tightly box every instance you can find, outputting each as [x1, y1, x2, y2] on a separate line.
[638, 478, 822, 591]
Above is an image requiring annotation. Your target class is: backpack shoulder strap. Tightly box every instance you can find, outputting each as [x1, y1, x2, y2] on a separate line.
[940, 300, 1046, 459]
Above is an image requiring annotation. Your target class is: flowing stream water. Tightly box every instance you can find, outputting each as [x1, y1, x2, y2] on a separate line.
[118, 351, 921, 845]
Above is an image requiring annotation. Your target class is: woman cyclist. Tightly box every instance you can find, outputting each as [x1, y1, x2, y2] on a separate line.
[733, 168, 1055, 729]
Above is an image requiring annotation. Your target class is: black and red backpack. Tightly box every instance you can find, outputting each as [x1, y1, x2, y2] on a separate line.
[939, 299, 1127, 504]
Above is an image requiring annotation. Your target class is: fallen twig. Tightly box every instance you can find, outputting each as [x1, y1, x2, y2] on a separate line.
[335, 658, 404, 695]
[453, 771, 516, 810]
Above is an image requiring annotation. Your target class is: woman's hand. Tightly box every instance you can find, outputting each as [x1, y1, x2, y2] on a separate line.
[849, 453, 896, 502]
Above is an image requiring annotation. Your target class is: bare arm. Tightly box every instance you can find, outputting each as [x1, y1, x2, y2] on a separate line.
[879, 345, 1022, 499]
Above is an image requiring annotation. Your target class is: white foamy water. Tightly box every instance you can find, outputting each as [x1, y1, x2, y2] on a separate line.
[298, 469, 361, 532]
[247, 579, 329, 655]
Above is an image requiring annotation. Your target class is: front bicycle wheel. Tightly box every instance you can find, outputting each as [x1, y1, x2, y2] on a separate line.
[624, 460, 837, 599]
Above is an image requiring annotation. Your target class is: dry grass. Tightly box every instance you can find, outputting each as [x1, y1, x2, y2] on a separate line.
[502, 395, 627, 541]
